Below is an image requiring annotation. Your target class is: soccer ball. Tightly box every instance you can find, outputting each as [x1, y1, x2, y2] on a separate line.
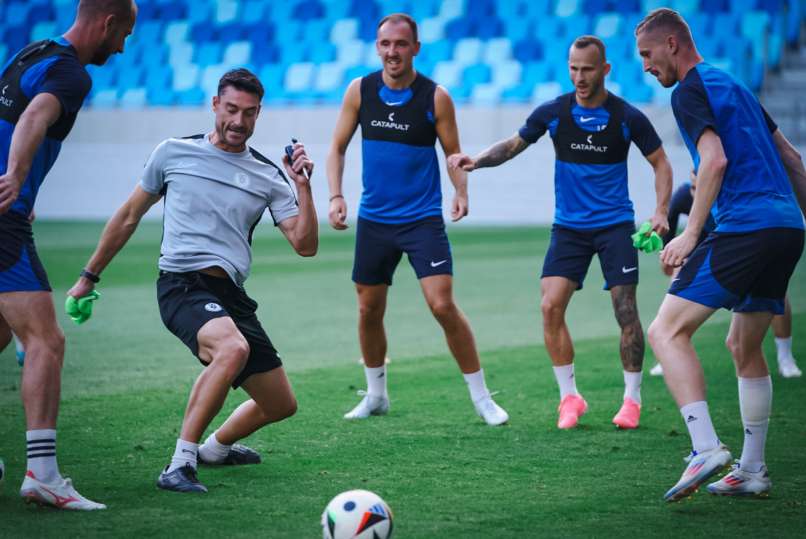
[322, 489, 393, 539]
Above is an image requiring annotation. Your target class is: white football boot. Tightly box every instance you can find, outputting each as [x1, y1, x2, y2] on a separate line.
[778, 358, 802, 378]
[649, 362, 664, 376]
[474, 395, 509, 426]
[20, 471, 106, 510]
[344, 393, 390, 420]
[664, 444, 732, 502]
[707, 462, 771, 497]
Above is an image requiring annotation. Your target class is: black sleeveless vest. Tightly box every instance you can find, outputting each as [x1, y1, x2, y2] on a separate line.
[552, 92, 630, 165]
[358, 70, 437, 148]
[0, 40, 81, 141]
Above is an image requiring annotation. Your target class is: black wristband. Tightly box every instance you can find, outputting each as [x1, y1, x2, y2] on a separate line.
[80, 268, 100, 283]
[329, 194, 344, 202]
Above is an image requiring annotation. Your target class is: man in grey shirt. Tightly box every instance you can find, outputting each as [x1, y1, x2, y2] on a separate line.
[68, 69, 317, 493]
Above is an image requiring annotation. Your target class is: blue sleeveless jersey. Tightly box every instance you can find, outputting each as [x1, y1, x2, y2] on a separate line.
[358, 71, 442, 224]
[672, 63, 803, 233]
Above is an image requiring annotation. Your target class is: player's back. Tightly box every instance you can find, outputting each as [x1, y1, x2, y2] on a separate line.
[672, 63, 803, 233]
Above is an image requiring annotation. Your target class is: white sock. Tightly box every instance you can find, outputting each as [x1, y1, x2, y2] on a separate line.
[738, 376, 772, 473]
[463, 369, 490, 402]
[365, 365, 387, 397]
[623, 370, 642, 404]
[775, 337, 793, 363]
[26, 429, 60, 483]
[680, 401, 720, 454]
[167, 438, 198, 473]
[198, 431, 231, 464]
[552, 364, 578, 399]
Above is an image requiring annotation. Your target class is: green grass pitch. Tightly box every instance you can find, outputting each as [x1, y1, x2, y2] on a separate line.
[0, 221, 804, 537]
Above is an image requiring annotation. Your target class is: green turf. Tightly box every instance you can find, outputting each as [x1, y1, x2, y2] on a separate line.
[0, 222, 804, 537]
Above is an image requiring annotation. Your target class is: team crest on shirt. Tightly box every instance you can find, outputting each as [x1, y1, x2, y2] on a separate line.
[204, 302, 223, 312]
[0, 85, 13, 108]
[234, 172, 250, 187]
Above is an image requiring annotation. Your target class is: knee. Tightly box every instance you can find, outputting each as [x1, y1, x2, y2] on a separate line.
[214, 336, 250, 377]
[647, 318, 667, 352]
[428, 299, 456, 321]
[725, 333, 740, 357]
[541, 297, 564, 325]
[27, 330, 65, 365]
[280, 396, 298, 420]
[358, 302, 384, 323]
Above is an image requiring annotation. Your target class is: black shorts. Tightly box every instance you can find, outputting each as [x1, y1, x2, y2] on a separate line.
[352, 215, 452, 285]
[541, 221, 638, 290]
[157, 271, 282, 388]
[0, 211, 51, 292]
[669, 227, 804, 314]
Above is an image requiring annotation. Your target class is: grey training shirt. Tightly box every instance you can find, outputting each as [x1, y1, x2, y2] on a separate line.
[140, 134, 299, 286]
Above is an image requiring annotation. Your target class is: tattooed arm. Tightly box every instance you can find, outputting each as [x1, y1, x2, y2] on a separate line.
[447, 133, 530, 172]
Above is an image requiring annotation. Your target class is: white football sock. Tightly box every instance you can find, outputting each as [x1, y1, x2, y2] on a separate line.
[738, 376, 772, 473]
[553, 364, 578, 399]
[463, 369, 490, 402]
[623, 370, 642, 404]
[680, 401, 720, 454]
[167, 438, 198, 473]
[775, 337, 793, 363]
[365, 365, 387, 397]
[199, 431, 231, 464]
[26, 429, 60, 483]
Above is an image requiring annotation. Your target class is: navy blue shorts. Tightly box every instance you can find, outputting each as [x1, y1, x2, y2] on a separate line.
[157, 271, 282, 389]
[0, 211, 51, 292]
[352, 215, 452, 285]
[541, 221, 638, 290]
[669, 227, 804, 314]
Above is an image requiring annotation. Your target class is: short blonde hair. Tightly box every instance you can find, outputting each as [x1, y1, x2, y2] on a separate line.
[634, 8, 693, 45]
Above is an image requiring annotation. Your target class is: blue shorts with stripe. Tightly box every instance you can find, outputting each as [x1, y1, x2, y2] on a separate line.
[669, 227, 804, 314]
[541, 221, 638, 290]
[352, 215, 452, 286]
[0, 211, 51, 293]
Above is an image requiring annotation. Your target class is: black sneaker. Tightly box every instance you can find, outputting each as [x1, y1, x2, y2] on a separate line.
[199, 443, 261, 466]
[156, 464, 208, 493]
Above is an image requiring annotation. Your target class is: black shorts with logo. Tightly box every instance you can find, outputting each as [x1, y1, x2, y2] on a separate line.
[541, 221, 638, 290]
[0, 211, 51, 292]
[157, 270, 282, 388]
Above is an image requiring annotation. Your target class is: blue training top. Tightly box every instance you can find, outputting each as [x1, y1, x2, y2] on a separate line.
[672, 62, 803, 233]
[357, 71, 442, 224]
[0, 37, 91, 217]
[519, 92, 662, 229]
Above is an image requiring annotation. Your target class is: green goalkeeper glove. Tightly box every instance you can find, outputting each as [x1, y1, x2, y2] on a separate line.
[65, 290, 100, 325]
[631, 221, 664, 254]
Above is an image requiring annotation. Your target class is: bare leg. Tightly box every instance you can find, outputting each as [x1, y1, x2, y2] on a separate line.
[420, 275, 480, 374]
[0, 312, 12, 353]
[0, 292, 65, 430]
[213, 368, 297, 445]
[647, 294, 715, 407]
[356, 284, 388, 368]
[726, 311, 773, 379]
[179, 317, 249, 443]
[770, 297, 791, 339]
[610, 284, 644, 372]
[540, 277, 577, 366]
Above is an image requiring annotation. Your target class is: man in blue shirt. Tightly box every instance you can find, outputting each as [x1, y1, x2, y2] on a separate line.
[0, 0, 137, 510]
[450, 36, 672, 431]
[327, 14, 508, 426]
[636, 8, 806, 502]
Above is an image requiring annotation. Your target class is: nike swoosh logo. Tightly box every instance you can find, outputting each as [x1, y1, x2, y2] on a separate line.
[385, 100, 404, 106]
[622, 266, 638, 273]
[579, 116, 596, 122]
[430, 260, 448, 268]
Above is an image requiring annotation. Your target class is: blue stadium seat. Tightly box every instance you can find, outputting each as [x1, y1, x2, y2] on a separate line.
[195, 42, 223, 68]
[512, 39, 544, 63]
[175, 88, 206, 106]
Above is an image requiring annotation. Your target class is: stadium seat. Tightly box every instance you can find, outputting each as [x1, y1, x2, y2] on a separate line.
[419, 17, 446, 43]
[285, 62, 316, 92]
[120, 88, 147, 109]
[453, 38, 483, 66]
[432, 61, 462, 88]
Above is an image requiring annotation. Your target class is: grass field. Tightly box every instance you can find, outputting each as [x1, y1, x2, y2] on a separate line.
[1, 221, 804, 538]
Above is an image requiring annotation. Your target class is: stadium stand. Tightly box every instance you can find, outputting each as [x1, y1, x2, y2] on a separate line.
[0, 0, 803, 107]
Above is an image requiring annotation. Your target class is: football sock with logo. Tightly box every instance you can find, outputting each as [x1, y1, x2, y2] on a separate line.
[623, 370, 642, 404]
[26, 429, 60, 483]
[463, 369, 490, 402]
[738, 376, 772, 473]
[365, 365, 387, 397]
[167, 439, 198, 473]
[679, 401, 719, 454]
[552, 364, 578, 399]
[199, 431, 231, 464]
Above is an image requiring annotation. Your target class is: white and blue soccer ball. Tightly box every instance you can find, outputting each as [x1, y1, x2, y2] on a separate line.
[322, 489, 393, 539]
